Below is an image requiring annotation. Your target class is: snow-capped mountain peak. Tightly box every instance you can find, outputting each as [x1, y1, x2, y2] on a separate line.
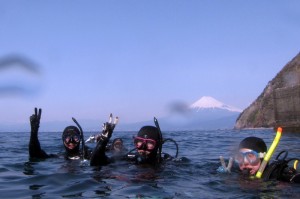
[190, 96, 242, 112]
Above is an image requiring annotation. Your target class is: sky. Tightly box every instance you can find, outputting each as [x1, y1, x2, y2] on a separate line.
[0, 1, 299, 126]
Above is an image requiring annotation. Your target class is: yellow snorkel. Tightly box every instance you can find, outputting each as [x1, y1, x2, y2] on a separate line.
[256, 127, 282, 178]
[294, 160, 299, 170]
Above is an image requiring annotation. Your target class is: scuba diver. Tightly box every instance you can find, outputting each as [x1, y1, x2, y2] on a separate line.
[128, 125, 164, 165]
[234, 136, 267, 176]
[29, 107, 118, 161]
[86, 134, 126, 154]
[89, 117, 179, 167]
[218, 136, 300, 183]
[106, 138, 127, 155]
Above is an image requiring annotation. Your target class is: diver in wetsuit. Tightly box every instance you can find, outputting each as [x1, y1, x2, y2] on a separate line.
[218, 136, 300, 183]
[29, 108, 90, 160]
[234, 137, 268, 176]
[107, 138, 126, 152]
[127, 126, 165, 166]
[29, 107, 117, 161]
[90, 118, 179, 167]
[105, 138, 128, 160]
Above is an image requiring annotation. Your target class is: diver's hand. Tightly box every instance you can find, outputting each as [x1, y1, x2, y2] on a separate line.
[217, 156, 233, 173]
[30, 107, 42, 135]
[98, 113, 119, 142]
[85, 134, 97, 143]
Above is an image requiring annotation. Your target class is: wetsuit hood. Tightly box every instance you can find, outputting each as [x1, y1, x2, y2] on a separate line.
[137, 126, 160, 142]
[136, 126, 161, 162]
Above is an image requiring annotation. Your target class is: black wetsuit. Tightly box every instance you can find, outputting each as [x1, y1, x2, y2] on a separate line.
[262, 151, 300, 183]
[90, 125, 181, 167]
[28, 108, 92, 160]
[90, 137, 173, 167]
[29, 127, 92, 160]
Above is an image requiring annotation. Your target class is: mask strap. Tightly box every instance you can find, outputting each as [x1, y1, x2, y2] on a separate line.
[259, 152, 266, 158]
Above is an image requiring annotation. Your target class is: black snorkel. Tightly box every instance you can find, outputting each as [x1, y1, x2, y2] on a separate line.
[154, 117, 163, 164]
[154, 118, 179, 160]
[72, 117, 85, 161]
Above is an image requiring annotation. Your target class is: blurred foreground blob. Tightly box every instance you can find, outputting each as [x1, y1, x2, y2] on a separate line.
[0, 54, 43, 97]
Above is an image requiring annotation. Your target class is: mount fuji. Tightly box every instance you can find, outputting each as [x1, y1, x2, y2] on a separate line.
[116, 96, 243, 131]
[190, 96, 242, 112]
[155, 96, 242, 131]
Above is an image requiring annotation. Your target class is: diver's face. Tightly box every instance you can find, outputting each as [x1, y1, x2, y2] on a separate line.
[134, 136, 156, 156]
[237, 148, 262, 175]
[113, 140, 123, 152]
[63, 134, 80, 150]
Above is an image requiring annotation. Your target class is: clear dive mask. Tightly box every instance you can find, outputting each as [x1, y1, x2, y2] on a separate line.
[235, 150, 265, 166]
[64, 134, 80, 144]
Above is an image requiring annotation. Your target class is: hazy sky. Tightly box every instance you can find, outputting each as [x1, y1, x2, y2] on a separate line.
[0, 1, 299, 125]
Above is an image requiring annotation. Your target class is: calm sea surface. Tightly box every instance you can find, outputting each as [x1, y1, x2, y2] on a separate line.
[1, 129, 300, 198]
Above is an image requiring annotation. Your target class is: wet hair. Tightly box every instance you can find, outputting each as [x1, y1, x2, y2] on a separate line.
[238, 137, 267, 153]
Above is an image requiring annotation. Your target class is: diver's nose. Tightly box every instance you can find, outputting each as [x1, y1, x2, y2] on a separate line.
[243, 157, 250, 165]
[141, 142, 147, 150]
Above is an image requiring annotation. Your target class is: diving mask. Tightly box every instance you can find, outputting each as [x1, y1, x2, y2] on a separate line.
[235, 150, 265, 166]
[64, 134, 80, 144]
[134, 136, 156, 151]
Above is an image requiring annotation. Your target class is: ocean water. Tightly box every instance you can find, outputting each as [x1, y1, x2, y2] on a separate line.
[1, 129, 300, 198]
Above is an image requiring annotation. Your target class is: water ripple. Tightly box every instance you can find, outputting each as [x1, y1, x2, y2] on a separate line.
[1, 130, 300, 198]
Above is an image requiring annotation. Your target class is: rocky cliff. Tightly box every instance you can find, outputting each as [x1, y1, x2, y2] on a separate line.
[235, 52, 300, 129]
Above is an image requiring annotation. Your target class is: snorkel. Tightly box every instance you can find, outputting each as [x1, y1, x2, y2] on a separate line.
[294, 160, 299, 170]
[256, 127, 282, 178]
[154, 117, 179, 159]
[154, 117, 163, 164]
[72, 117, 86, 162]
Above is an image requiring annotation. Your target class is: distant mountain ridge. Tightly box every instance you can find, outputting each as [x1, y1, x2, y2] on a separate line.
[118, 96, 242, 131]
[0, 96, 241, 132]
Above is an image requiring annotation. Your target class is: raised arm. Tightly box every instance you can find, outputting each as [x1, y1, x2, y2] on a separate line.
[29, 108, 49, 159]
[90, 114, 118, 166]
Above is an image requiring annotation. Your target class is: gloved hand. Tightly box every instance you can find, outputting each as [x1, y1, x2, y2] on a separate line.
[30, 107, 42, 135]
[97, 113, 119, 142]
[217, 156, 233, 173]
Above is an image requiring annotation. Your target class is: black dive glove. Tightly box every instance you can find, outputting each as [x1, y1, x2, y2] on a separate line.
[29, 107, 49, 159]
[89, 114, 119, 166]
[97, 113, 119, 142]
[30, 108, 42, 135]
